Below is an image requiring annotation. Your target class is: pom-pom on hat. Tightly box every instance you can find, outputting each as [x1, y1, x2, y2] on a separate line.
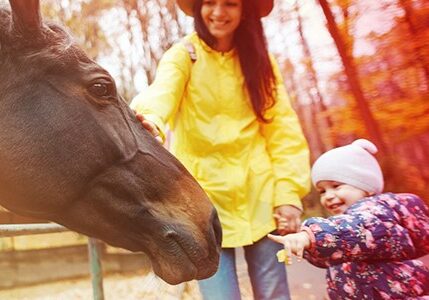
[311, 139, 384, 194]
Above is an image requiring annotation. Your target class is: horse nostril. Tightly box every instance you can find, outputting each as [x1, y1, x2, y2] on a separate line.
[164, 230, 179, 240]
[211, 210, 222, 246]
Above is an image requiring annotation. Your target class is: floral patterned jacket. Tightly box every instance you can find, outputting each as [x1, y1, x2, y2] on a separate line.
[302, 193, 429, 299]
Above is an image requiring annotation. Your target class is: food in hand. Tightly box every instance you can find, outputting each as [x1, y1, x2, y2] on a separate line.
[276, 249, 291, 264]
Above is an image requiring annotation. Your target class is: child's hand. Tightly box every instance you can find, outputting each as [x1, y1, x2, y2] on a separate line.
[268, 232, 311, 264]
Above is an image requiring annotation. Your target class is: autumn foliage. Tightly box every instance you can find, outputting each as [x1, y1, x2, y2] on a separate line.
[39, 0, 429, 208]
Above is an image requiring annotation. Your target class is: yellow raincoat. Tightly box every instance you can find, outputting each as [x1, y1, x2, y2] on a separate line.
[131, 33, 310, 248]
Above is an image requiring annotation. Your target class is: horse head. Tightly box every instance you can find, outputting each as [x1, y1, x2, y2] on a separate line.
[0, 0, 221, 284]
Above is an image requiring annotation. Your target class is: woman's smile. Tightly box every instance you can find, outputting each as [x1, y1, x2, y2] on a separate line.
[210, 18, 228, 26]
[201, 0, 242, 51]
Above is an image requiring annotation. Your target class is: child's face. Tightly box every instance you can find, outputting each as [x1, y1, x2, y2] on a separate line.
[316, 180, 369, 215]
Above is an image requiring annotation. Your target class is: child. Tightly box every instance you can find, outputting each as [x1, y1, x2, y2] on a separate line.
[268, 139, 429, 299]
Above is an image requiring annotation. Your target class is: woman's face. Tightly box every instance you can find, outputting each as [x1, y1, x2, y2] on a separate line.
[201, 0, 242, 50]
[316, 180, 369, 215]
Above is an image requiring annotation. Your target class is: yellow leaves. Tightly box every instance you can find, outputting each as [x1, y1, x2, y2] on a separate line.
[375, 101, 429, 141]
[322, 96, 429, 143]
[276, 249, 292, 265]
[276, 249, 287, 262]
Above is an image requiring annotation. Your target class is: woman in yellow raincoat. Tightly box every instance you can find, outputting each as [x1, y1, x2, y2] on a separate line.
[131, 0, 310, 298]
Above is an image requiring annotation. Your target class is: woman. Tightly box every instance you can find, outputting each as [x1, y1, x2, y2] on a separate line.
[131, 0, 310, 299]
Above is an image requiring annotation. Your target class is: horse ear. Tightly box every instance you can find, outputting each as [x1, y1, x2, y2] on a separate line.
[10, 0, 42, 34]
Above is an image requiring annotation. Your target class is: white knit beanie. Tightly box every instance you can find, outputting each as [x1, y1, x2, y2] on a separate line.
[311, 139, 384, 194]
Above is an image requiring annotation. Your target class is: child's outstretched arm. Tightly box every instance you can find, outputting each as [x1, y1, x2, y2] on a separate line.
[268, 232, 311, 263]
[268, 193, 429, 268]
[295, 193, 429, 266]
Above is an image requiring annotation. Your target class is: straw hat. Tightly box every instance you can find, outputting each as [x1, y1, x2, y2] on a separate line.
[177, 0, 274, 17]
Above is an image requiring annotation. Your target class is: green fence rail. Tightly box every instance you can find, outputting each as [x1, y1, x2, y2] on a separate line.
[0, 223, 105, 300]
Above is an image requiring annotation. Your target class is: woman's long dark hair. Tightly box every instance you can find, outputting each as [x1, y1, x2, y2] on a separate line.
[193, 0, 276, 123]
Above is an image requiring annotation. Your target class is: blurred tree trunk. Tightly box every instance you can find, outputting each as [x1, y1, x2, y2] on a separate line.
[294, 1, 333, 153]
[281, 57, 320, 161]
[127, 0, 186, 84]
[317, 0, 388, 154]
[114, 0, 187, 89]
[116, 0, 139, 101]
[397, 0, 429, 86]
[274, 2, 327, 160]
[128, 0, 158, 84]
[41, 0, 112, 61]
[337, 0, 355, 59]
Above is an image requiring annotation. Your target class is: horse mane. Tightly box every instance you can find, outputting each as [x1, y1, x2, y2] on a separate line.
[0, 7, 11, 41]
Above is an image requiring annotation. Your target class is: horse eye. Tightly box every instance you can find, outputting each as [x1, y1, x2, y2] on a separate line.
[88, 82, 114, 98]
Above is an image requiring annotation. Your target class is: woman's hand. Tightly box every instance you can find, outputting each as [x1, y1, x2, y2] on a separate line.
[273, 205, 302, 235]
[268, 231, 311, 263]
[135, 112, 163, 143]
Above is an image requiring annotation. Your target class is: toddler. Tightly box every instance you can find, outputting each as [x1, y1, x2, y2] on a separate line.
[269, 139, 429, 299]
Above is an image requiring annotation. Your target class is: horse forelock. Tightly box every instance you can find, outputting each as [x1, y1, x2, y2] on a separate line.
[0, 6, 83, 66]
[0, 7, 11, 42]
[0, 5, 109, 108]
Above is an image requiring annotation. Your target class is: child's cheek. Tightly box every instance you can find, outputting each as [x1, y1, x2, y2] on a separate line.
[320, 199, 328, 209]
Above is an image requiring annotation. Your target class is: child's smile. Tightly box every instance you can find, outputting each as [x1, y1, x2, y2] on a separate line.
[325, 200, 346, 215]
[316, 180, 369, 215]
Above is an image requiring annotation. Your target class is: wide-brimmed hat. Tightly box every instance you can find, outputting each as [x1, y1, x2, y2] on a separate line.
[177, 0, 274, 17]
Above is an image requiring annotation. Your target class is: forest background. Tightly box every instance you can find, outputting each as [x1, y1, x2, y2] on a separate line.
[38, 0, 429, 214]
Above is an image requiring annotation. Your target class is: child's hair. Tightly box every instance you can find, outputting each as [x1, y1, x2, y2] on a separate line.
[311, 139, 384, 194]
[192, 0, 276, 123]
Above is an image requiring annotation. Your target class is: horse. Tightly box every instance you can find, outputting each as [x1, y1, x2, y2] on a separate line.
[0, 0, 221, 285]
